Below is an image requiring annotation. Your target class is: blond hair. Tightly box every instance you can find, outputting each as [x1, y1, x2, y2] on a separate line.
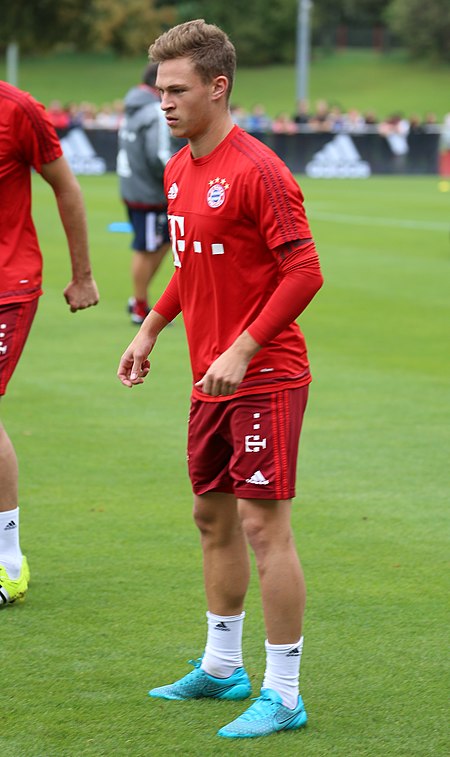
[149, 19, 236, 101]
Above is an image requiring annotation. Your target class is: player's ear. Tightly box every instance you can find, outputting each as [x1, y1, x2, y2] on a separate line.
[211, 75, 228, 101]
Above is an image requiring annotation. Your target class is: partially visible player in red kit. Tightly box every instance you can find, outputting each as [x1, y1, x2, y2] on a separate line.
[0, 81, 99, 607]
[117, 20, 323, 740]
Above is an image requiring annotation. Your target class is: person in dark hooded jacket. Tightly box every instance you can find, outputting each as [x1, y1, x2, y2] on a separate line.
[117, 63, 174, 324]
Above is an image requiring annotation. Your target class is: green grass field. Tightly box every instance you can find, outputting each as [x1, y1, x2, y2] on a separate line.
[2, 174, 449, 756]
[1, 49, 449, 120]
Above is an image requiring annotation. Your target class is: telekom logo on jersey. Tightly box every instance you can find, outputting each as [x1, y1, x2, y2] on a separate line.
[168, 215, 225, 268]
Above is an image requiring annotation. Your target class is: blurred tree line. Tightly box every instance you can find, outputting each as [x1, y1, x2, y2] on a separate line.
[0, 0, 449, 63]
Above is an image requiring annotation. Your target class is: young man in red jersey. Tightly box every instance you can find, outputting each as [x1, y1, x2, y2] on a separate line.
[117, 19, 323, 739]
[0, 81, 99, 606]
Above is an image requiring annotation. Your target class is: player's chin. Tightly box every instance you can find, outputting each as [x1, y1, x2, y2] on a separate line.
[168, 122, 187, 138]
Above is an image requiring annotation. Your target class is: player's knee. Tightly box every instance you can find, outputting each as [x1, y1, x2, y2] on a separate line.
[241, 513, 271, 557]
[242, 511, 294, 562]
[193, 501, 240, 548]
[192, 500, 220, 536]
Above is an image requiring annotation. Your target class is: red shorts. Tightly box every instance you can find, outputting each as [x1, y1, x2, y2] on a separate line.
[0, 299, 39, 396]
[187, 386, 309, 500]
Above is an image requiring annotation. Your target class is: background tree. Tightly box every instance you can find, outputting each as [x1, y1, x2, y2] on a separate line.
[0, 0, 176, 57]
[386, 0, 450, 62]
[1, 0, 449, 65]
[162, 0, 395, 64]
[311, 0, 391, 49]
[92, 0, 176, 56]
[341, 0, 391, 25]
[175, 0, 297, 65]
[0, 0, 95, 53]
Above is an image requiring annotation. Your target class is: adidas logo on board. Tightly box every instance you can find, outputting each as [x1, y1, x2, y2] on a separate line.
[306, 134, 371, 178]
[60, 128, 106, 175]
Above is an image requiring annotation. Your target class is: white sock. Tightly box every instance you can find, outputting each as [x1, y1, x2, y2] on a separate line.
[201, 611, 245, 678]
[0, 507, 22, 579]
[263, 636, 304, 709]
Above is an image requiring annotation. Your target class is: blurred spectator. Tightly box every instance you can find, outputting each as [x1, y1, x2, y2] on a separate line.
[378, 112, 409, 137]
[440, 113, 450, 150]
[329, 105, 345, 132]
[293, 99, 310, 127]
[439, 113, 450, 176]
[230, 104, 248, 128]
[77, 101, 98, 128]
[246, 104, 272, 132]
[408, 114, 425, 135]
[309, 99, 333, 132]
[47, 100, 70, 129]
[95, 101, 124, 129]
[423, 112, 439, 133]
[378, 112, 410, 156]
[112, 99, 125, 126]
[272, 112, 298, 134]
[43, 97, 447, 139]
[66, 101, 85, 129]
[364, 110, 378, 128]
[343, 108, 366, 133]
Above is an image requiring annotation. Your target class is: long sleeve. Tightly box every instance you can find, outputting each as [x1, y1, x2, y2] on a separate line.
[153, 272, 182, 323]
[247, 241, 323, 347]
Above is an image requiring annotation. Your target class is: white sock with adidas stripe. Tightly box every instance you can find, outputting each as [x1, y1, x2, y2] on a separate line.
[201, 610, 245, 678]
[263, 636, 304, 709]
[0, 507, 22, 579]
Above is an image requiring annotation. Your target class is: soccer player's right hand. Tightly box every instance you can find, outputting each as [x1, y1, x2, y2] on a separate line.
[117, 349, 151, 388]
[117, 311, 169, 387]
[117, 329, 154, 387]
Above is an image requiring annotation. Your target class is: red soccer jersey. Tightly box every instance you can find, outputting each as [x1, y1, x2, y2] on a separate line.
[156, 125, 314, 402]
[0, 81, 62, 304]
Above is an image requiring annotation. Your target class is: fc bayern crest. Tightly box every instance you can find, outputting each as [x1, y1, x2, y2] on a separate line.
[207, 177, 230, 208]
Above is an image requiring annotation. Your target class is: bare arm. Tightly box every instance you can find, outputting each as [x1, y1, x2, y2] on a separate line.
[41, 156, 99, 311]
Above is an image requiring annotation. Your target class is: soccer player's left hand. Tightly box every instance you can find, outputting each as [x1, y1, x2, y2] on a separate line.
[195, 330, 260, 397]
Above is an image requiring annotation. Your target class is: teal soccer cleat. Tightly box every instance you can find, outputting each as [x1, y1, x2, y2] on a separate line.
[148, 657, 251, 701]
[218, 687, 307, 739]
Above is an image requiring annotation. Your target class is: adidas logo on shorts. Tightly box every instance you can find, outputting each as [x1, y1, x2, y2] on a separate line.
[246, 470, 270, 485]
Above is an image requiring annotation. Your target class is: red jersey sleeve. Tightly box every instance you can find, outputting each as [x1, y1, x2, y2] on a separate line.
[243, 147, 312, 249]
[0, 83, 63, 304]
[15, 92, 62, 172]
[247, 241, 323, 347]
[153, 272, 182, 322]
